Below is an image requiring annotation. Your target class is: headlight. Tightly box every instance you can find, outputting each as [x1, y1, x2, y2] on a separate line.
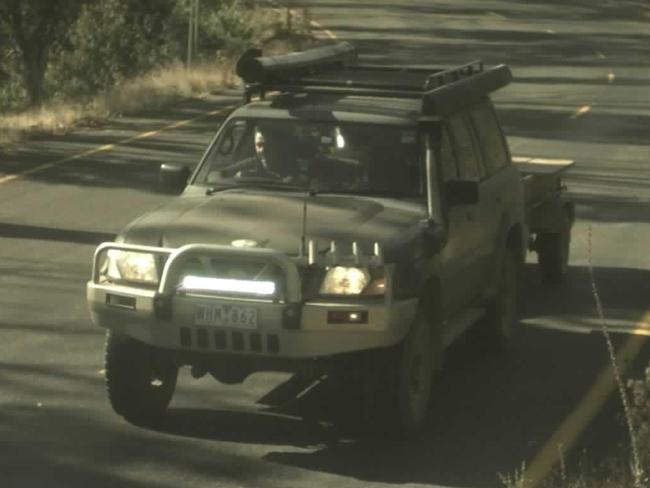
[319, 266, 384, 295]
[105, 250, 158, 284]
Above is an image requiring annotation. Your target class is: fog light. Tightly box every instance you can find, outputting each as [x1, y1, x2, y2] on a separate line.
[328, 310, 368, 324]
[106, 293, 136, 310]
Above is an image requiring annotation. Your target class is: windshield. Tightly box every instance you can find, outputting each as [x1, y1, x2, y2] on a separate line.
[194, 118, 424, 197]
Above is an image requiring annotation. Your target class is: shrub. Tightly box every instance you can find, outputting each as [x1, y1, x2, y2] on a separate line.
[48, 0, 177, 98]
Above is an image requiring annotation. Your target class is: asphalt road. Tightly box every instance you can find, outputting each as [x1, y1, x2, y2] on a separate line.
[1, 1, 649, 487]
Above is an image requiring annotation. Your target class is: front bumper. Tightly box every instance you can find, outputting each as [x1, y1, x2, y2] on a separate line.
[87, 243, 417, 358]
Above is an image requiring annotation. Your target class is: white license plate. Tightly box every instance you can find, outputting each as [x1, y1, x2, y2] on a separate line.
[194, 304, 258, 329]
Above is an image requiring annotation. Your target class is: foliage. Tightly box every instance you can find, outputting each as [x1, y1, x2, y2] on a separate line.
[48, 0, 177, 98]
[0, 0, 85, 106]
[1, 0, 304, 111]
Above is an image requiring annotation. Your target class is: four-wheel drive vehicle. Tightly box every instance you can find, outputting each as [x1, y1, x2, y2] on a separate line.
[86, 42, 574, 436]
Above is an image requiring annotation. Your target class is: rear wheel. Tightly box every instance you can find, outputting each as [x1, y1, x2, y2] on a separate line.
[482, 247, 519, 350]
[537, 210, 571, 285]
[104, 331, 178, 423]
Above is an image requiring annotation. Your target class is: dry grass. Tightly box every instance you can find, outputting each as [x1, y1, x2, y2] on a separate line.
[97, 60, 237, 114]
[0, 60, 234, 146]
[499, 226, 650, 488]
[499, 455, 639, 488]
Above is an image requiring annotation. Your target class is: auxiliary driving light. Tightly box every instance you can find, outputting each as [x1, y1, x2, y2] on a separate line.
[179, 276, 276, 296]
[328, 310, 368, 324]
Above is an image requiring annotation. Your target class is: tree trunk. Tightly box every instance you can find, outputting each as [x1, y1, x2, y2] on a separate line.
[0, 0, 82, 107]
[21, 45, 46, 106]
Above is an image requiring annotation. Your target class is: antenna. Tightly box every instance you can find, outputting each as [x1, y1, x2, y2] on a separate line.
[300, 184, 318, 261]
[301, 190, 308, 257]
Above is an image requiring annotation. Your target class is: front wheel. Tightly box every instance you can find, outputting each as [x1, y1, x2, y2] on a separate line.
[367, 310, 437, 438]
[104, 331, 178, 423]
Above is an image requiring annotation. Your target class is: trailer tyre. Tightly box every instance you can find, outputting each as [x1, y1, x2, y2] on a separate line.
[104, 331, 178, 424]
[537, 210, 571, 285]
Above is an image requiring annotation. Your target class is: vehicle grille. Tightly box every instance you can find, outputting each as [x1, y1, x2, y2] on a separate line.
[180, 327, 280, 354]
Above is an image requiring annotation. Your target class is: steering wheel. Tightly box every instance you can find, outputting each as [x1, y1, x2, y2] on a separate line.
[238, 165, 283, 180]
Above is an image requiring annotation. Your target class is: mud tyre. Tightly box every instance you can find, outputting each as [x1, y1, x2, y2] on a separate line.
[537, 211, 571, 285]
[104, 331, 178, 424]
[368, 310, 437, 438]
[482, 247, 520, 351]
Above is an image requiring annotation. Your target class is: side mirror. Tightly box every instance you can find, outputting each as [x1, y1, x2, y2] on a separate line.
[445, 180, 479, 206]
[160, 163, 190, 194]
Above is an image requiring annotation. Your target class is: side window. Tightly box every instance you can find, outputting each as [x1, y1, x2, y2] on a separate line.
[214, 120, 250, 162]
[439, 127, 458, 181]
[469, 102, 509, 175]
[447, 114, 482, 181]
[196, 119, 254, 183]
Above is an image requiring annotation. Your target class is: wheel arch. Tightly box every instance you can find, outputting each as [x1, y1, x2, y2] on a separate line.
[506, 221, 526, 264]
[484, 213, 526, 299]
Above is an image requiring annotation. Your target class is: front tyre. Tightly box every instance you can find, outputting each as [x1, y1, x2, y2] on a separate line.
[104, 331, 178, 423]
[367, 310, 436, 438]
[396, 310, 436, 435]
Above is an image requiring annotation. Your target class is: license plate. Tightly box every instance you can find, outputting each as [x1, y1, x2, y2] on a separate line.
[194, 304, 258, 329]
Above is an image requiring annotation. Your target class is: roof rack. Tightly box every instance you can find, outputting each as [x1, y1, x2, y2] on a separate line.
[236, 42, 512, 116]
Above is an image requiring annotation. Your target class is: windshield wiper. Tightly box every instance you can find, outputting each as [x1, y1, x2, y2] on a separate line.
[205, 181, 305, 196]
[312, 189, 415, 198]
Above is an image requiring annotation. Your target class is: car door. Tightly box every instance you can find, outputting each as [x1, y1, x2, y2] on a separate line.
[443, 112, 493, 306]
[468, 100, 518, 288]
[436, 121, 483, 315]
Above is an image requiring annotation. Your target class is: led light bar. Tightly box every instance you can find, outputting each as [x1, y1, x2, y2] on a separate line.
[179, 276, 276, 296]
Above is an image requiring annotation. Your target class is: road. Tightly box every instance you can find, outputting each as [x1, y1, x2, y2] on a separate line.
[1, 1, 649, 487]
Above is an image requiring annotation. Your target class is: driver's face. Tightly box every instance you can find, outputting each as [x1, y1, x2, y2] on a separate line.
[254, 132, 266, 161]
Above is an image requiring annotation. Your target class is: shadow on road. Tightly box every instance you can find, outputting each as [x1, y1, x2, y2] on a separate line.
[0, 222, 115, 245]
[132, 264, 650, 487]
[0, 253, 648, 487]
[0, 404, 276, 488]
[0, 96, 236, 193]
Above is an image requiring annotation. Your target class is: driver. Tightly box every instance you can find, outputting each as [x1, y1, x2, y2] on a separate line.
[220, 129, 282, 179]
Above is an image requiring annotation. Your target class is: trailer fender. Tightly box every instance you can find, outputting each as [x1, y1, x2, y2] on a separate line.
[529, 198, 574, 234]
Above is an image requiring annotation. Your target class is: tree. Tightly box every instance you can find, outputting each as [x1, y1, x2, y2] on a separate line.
[51, 0, 177, 97]
[0, 0, 84, 106]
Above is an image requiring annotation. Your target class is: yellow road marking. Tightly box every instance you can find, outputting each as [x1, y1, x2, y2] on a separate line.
[1, 0, 336, 187]
[0, 106, 234, 186]
[309, 19, 337, 40]
[527, 311, 650, 486]
[546, 29, 556, 34]
[607, 72, 615, 84]
[570, 105, 591, 119]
